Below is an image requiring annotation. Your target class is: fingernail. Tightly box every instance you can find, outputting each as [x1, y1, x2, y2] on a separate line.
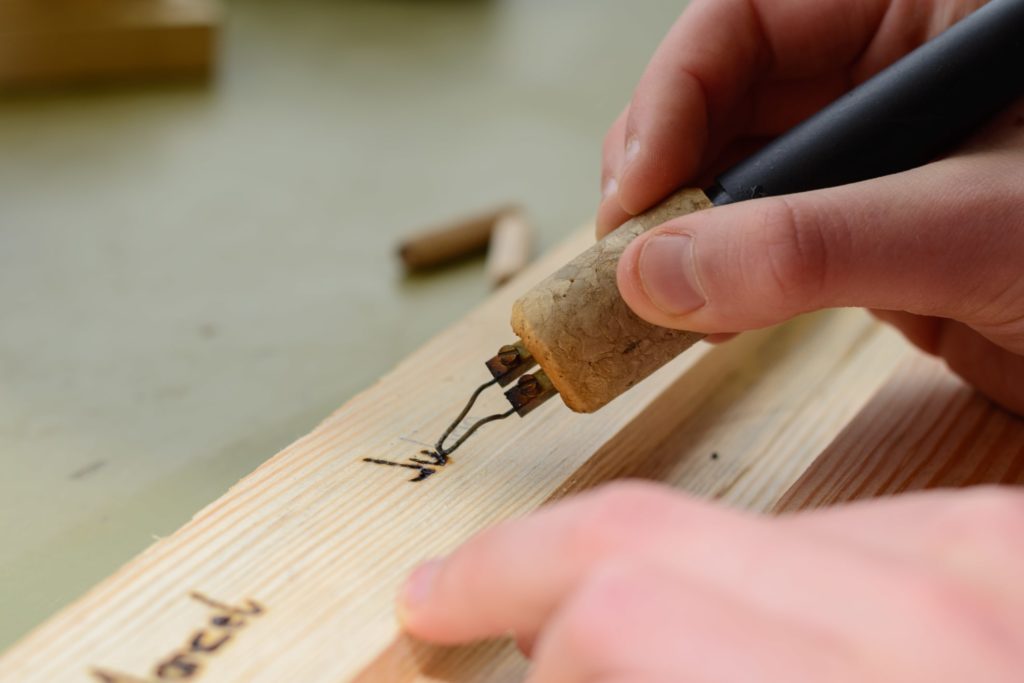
[401, 559, 442, 616]
[638, 234, 706, 315]
[602, 176, 619, 200]
[625, 137, 641, 166]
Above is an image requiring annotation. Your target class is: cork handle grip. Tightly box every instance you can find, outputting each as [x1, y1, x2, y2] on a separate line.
[511, 188, 712, 413]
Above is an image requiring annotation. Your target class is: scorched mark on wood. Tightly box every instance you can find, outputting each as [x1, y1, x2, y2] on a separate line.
[363, 449, 451, 483]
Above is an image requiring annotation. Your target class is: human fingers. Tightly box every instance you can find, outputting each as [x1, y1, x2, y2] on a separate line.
[400, 484, 1024, 681]
[616, 156, 1024, 352]
[612, 0, 890, 220]
[397, 482, 760, 644]
[527, 516, 1024, 683]
[526, 562, 847, 683]
[597, 107, 635, 236]
[782, 488, 1024, 610]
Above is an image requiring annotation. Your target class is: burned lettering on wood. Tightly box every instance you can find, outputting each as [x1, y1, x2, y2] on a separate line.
[363, 457, 437, 482]
[90, 592, 265, 682]
[155, 653, 198, 679]
[189, 629, 230, 654]
[364, 448, 453, 482]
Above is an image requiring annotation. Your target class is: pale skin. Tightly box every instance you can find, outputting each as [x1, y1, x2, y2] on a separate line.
[399, 0, 1024, 680]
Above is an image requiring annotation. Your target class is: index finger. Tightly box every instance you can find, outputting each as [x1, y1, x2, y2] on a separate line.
[396, 482, 760, 644]
[614, 0, 889, 217]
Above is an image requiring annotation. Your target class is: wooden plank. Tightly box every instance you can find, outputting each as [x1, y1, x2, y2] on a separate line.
[0, 0, 219, 87]
[775, 354, 1024, 512]
[0, 218, 913, 682]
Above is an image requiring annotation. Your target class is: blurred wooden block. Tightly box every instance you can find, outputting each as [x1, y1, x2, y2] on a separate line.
[0, 0, 220, 87]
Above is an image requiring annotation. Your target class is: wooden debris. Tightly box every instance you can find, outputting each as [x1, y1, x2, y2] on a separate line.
[398, 205, 517, 272]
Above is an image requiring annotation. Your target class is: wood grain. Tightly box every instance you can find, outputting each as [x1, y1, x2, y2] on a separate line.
[775, 353, 1024, 512]
[0, 213, 913, 682]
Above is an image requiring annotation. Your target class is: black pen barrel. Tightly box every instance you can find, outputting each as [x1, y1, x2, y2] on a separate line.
[708, 0, 1024, 206]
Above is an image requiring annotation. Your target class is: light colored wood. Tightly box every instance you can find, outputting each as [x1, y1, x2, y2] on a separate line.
[512, 188, 711, 413]
[398, 205, 516, 272]
[0, 0, 218, 87]
[775, 353, 1024, 512]
[485, 210, 533, 287]
[0, 215, 913, 682]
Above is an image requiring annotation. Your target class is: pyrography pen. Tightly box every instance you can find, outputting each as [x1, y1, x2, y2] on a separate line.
[430, 0, 1024, 457]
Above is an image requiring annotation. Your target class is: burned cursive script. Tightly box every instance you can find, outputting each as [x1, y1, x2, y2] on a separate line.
[90, 592, 265, 682]
[363, 448, 450, 482]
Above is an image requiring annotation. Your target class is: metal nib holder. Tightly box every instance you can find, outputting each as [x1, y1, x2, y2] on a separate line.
[484, 342, 559, 416]
[430, 341, 560, 458]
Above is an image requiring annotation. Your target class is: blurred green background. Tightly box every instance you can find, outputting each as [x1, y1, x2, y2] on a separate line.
[0, 0, 685, 649]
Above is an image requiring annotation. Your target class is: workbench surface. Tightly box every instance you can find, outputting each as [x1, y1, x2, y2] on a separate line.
[0, 0, 687, 648]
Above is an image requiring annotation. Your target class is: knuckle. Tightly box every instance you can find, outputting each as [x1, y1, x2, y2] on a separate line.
[753, 197, 830, 312]
[969, 294, 1024, 349]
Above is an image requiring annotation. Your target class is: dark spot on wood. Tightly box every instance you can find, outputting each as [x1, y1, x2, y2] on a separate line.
[210, 613, 245, 629]
[70, 460, 107, 480]
[622, 340, 640, 354]
[710, 452, 719, 460]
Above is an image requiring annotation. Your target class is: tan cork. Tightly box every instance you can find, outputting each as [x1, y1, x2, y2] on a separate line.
[511, 188, 712, 413]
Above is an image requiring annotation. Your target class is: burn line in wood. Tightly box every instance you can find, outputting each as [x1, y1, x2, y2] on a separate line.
[362, 341, 554, 481]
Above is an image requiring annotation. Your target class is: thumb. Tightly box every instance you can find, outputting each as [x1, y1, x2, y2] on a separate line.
[616, 158, 1024, 343]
